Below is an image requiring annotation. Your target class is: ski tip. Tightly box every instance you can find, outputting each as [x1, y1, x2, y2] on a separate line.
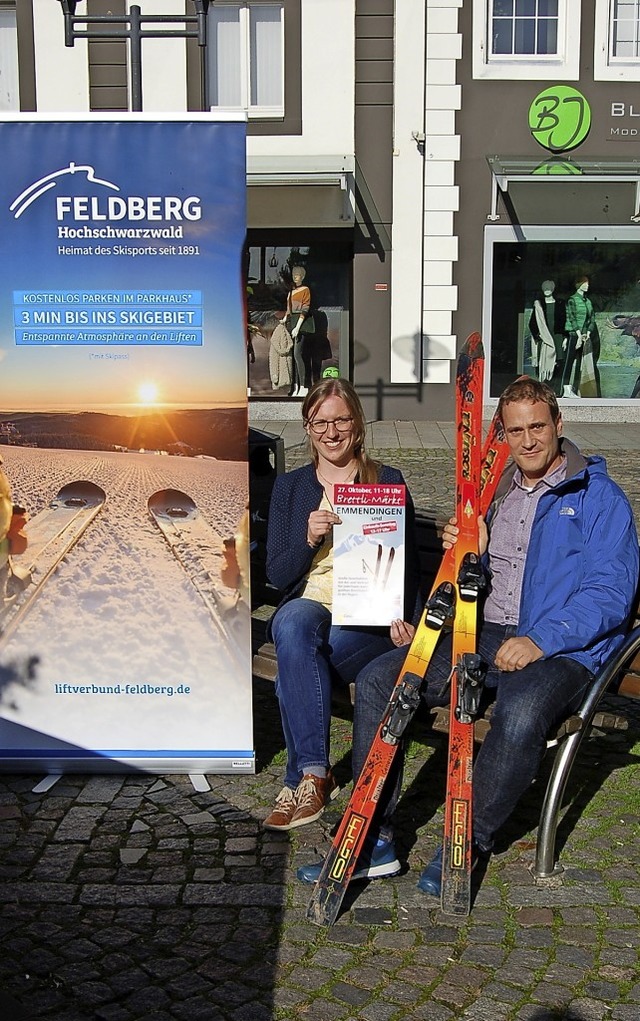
[306, 894, 334, 928]
[461, 333, 484, 360]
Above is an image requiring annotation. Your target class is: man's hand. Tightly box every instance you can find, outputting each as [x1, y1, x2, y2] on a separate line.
[390, 619, 415, 647]
[442, 515, 488, 557]
[495, 636, 543, 672]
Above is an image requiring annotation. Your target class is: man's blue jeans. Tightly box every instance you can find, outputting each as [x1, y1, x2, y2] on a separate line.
[271, 597, 394, 790]
[353, 622, 593, 850]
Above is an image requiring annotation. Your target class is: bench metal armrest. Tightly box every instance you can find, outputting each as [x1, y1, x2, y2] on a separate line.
[534, 625, 640, 879]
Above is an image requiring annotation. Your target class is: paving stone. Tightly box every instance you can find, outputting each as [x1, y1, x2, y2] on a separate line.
[341, 964, 387, 991]
[555, 944, 597, 968]
[530, 980, 574, 1007]
[460, 944, 508, 968]
[327, 925, 370, 946]
[331, 980, 372, 1006]
[374, 930, 419, 949]
[119, 848, 146, 865]
[516, 906, 555, 926]
[611, 1006, 640, 1020]
[432, 983, 477, 1010]
[310, 947, 358, 970]
[171, 997, 225, 1020]
[566, 998, 619, 1020]
[405, 1004, 456, 1021]
[357, 1002, 399, 1021]
[231, 1001, 272, 1021]
[583, 979, 623, 1000]
[460, 998, 514, 1020]
[292, 997, 346, 1021]
[287, 965, 331, 991]
[53, 807, 106, 842]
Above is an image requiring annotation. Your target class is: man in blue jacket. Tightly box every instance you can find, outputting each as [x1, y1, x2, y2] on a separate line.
[298, 378, 639, 892]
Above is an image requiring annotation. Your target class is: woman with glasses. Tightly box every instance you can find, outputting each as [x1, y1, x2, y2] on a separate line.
[263, 378, 419, 834]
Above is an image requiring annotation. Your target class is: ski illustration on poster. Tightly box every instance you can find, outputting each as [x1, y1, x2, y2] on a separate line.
[0, 116, 252, 773]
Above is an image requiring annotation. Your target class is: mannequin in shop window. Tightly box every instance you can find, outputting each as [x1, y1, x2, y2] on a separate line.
[529, 280, 564, 393]
[286, 266, 316, 398]
[562, 275, 595, 398]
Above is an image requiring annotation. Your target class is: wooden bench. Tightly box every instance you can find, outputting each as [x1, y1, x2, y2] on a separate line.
[251, 512, 640, 878]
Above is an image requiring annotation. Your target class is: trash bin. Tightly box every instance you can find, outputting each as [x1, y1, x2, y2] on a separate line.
[248, 427, 285, 608]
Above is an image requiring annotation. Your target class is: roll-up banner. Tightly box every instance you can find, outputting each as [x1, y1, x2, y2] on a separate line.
[0, 115, 252, 774]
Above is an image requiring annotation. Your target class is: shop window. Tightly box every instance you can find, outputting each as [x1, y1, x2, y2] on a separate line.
[208, 2, 284, 117]
[473, 0, 581, 79]
[0, 3, 18, 110]
[484, 225, 640, 402]
[595, 0, 640, 79]
[245, 237, 350, 398]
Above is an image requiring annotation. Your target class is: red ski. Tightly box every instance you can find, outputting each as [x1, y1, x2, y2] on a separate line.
[441, 333, 485, 915]
[306, 335, 506, 927]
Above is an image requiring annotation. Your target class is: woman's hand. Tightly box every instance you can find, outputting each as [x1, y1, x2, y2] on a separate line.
[307, 508, 341, 548]
[390, 619, 415, 647]
[442, 515, 488, 557]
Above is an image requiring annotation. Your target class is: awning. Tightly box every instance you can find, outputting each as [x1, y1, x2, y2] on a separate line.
[247, 154, 355, 229]
[487, 156, 640, 226]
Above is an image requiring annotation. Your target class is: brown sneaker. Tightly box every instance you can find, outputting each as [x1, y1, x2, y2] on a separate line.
[263, 786, 298, 831]
[288, 772, 338, 828]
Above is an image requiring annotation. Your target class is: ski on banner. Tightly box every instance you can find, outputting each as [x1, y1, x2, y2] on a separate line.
[441, 332, 486, 916]
[148, 489, 248, 668]
[306, 335, 509, 928]
[0, 481, 106, 646]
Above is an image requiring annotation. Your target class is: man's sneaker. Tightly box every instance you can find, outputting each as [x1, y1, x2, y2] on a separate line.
[288, 772, 338, 829]
[297, 836, 401, 884]
[263, 786, 298, 831]
[417, 844, 486, 897]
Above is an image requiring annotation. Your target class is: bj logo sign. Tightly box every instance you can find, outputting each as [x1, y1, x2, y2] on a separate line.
[529, 85, 591, 154]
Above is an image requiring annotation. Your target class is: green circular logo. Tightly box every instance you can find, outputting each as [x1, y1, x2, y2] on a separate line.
[529, 86, 591, 153]
[322, 366, 340, 378]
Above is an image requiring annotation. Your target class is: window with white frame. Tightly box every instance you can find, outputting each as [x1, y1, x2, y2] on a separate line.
[208, 2, 284, 117]
[595, 0, 640, 79]
[0, 3, 18, 110]
[472, 0, 581, 79]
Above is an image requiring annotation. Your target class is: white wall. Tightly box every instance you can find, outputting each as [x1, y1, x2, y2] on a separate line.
[248, 0, 355, 161]
[34, 1, 88, 111]
[390, 0, 426, 384]
[391, 0, 462, 384]
[140, 0, 188, 111]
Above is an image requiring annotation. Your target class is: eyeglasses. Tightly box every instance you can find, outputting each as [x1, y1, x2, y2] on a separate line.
[306, 416, 353, 435]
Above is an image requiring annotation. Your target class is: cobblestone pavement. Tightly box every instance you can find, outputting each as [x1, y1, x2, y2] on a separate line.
[0, 438, 639, 1021]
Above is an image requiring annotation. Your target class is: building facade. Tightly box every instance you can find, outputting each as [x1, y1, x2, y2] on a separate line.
[4, 1, 640, 420]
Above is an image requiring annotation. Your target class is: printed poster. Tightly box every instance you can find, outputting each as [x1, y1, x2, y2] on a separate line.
[0, 116, 252, 773]
[332, 483, 406, 626]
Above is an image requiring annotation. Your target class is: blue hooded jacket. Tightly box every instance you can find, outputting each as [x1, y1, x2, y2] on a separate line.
[488, 438, 639, 675]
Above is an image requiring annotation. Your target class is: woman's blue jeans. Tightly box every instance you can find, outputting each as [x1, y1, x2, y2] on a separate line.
[352, 622, 593, 850]
[271, 597, 394, 789]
